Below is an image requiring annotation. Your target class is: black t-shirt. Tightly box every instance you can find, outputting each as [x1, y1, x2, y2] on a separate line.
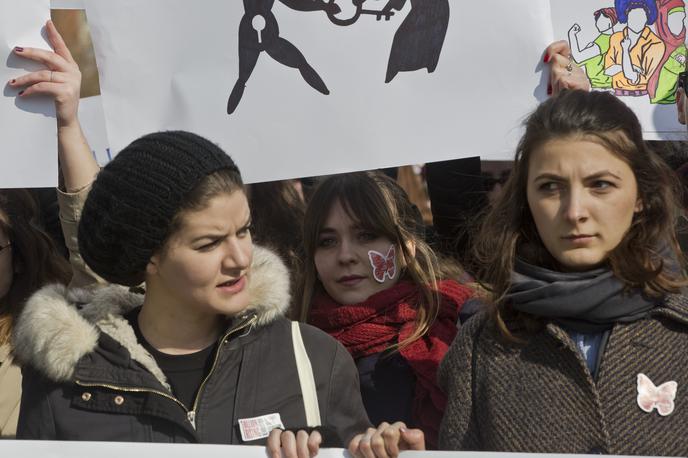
[126, 308, 217, 410]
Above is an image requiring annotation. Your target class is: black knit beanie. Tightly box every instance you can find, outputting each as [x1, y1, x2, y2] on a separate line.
[78, 131, 240, 286]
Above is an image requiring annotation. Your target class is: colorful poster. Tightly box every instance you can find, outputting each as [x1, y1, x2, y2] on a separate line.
[0, 0, 56, 188]
[551, 0, 687, 139]
[83, 0, 552, 182]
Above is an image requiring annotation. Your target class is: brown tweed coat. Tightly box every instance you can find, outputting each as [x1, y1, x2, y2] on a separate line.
[438, 294, 688, 456]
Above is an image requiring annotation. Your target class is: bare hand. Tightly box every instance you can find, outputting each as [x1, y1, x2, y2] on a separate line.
[348, 422, 425, 458]
[267, 429, 322, 458]
[9, 19, 81, 128]
[544, 40, 590, 95]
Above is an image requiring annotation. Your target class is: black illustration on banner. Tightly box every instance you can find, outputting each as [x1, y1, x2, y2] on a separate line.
[228, 0, 451, 115]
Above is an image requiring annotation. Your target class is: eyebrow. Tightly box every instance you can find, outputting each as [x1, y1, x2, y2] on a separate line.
[533, 170, 622, 182]
[189, 216, 252, 244]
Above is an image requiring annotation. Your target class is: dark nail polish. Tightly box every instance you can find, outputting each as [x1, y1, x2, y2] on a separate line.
[543, 54, 550, 63]
[14, 47, 24, 53]
[18, 90, 24, 96]
[547, 85, 552, 95]
[10, 79, 15, 84]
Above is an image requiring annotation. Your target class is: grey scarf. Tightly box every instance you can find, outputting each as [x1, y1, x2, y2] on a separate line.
[505, 258, 657, 333]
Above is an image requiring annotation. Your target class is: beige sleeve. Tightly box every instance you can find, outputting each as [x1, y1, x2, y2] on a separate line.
[57, 184, 106, 289]
[0, 348, 21, 438]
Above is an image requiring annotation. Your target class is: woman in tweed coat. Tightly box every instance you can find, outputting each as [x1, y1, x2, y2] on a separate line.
[437, 90, 688, 456]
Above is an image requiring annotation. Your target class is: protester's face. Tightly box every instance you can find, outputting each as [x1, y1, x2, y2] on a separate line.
[0, 226, 12, 301]
[627, 8, 648, 33]
[596, 15, 613, 32]
[526, 137, 641, 271]
[147, 191, 253, 317]
[314, 200, 401, 305]
[668, 11, 686, 36]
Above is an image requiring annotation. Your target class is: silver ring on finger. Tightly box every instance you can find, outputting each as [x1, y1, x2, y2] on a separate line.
[565, 55, 574, 74]
[49, 71, 54, 82]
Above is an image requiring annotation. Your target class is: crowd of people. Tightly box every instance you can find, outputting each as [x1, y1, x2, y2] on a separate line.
[1, 15, 688, 457]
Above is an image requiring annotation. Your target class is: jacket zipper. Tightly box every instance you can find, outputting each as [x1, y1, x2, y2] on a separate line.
[74, 314, 258, 431]
[188, 315, 257, 428]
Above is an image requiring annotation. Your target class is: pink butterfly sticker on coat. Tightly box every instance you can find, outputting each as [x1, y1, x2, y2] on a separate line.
[368, 245, 397, 283]
[637, 373, 677, 416]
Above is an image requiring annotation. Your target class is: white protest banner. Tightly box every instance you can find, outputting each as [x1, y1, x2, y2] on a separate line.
[402, 451, 652, 458]
[78, 94, 111, 165]
[0, 440, 658, 457]
[550, 0, 686, 140]
[0, 441, 338, 458]
[0, 0, 56, 188]
[83, 0, 552, 182]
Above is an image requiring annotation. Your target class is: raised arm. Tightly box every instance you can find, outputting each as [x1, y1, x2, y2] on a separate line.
[11, 20, 103, 289]
[568, 24, 600, 63]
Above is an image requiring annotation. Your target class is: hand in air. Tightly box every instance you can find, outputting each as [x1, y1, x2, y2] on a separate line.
[544, 40, 591, 95]
[9, 19, 81, 128]
[348, 422, 425, 458]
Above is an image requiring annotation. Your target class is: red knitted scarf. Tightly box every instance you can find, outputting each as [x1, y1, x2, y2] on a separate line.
[309, 280, 472, 448]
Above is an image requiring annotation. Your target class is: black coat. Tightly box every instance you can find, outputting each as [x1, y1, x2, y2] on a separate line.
[12, 247, 371, 445]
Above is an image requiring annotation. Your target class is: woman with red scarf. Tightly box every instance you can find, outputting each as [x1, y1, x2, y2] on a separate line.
[298, 171, 474, 449]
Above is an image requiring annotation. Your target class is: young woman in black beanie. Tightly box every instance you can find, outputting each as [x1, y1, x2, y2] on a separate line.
[10, 28, 370, 458]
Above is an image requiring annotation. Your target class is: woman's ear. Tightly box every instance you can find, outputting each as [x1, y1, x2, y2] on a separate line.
[146, 254, 160, 277]
[635, 198, 643, 213]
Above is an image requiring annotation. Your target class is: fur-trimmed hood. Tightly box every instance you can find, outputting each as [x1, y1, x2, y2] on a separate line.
[12, 245, 291, 386]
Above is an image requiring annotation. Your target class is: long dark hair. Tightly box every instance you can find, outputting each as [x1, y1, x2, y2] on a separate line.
[472, 90, 686, 339]
[0, 189, 71, 346]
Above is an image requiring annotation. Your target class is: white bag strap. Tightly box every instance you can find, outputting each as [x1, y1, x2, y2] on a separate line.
[291, 321, 322, 427]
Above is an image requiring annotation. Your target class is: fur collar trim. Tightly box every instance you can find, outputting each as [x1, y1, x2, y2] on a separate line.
[12, 245, 290, 385]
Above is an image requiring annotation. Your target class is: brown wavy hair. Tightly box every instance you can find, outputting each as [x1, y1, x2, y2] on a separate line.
[471, 90, 687, 339]
[0, 190, 71, 347]
[298, 171, 464, 350]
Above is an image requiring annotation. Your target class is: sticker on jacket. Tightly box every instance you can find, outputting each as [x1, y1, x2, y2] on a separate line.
[239, 413, 285, 441]
[637, 373, 677, 416]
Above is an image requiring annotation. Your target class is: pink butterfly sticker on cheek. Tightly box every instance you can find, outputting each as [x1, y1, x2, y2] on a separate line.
[368, 245, 397, 283]
[637, 373, 678, 416]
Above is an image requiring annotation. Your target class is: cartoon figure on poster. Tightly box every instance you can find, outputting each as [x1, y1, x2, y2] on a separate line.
[568, 8, 618, 89]
[567, 1, 688, 104]
[604, 0, 665, 98]
[375, 0, 450, 83]
[648, 0, 687, 104]
[228, 0, 450, 115]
